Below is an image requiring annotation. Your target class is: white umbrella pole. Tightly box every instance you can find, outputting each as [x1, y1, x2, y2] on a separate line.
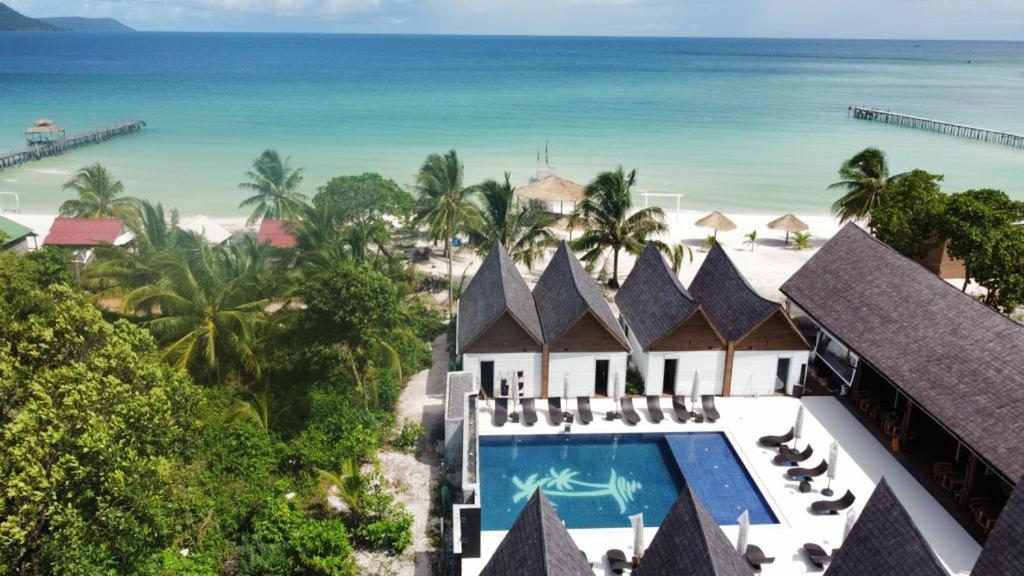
[793, 406, 805, 451]
[736, 510, 750, 555]
[630, 513, 645, 562]
[843, 509, 858, 543]
[690, 371, 701, 418]
[824, 440, 839, 497]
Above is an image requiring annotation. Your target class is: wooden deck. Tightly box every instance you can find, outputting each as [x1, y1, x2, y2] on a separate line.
[851, 106, 1024, 149]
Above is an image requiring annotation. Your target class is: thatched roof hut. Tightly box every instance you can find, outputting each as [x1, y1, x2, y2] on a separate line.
[767, 213, 809, 243]
[516, 175, 586, 213]
[695, 211, 737, 236]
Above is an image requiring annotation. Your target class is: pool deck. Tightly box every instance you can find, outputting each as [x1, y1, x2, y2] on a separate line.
[464, 395, 980, 575]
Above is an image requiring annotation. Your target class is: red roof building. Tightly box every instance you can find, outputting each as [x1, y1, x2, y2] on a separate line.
[257, 219, 299, 248]
[44, 217, 124, 247]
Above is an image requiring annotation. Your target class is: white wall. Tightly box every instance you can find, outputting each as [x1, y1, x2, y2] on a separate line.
[549, 352, 628, 397]
[730, 350, 810, 396]
[625, 323, 650, 380]
[643, 351, 726, 396]
[462, 352, 542, 398]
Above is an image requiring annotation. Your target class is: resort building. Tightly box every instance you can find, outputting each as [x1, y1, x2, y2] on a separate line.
[256, 219, 299, 248]
[616, 242, 726, 396]
[457, 242, 544, 399]
[781, 223, 1024, 540]
[43, 217, 130, 273]
[689, 243, 810, 397]
[0, 214, 37, 253]
[533, 241, 630, 398]
[178, 214, 232, 245]
[971, 478, 1024, 575]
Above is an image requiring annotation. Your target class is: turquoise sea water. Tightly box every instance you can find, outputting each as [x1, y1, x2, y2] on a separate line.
[1, 34, 1022, 216]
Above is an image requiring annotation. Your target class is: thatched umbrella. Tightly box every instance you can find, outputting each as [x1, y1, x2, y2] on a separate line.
[695, 211, 737, 238]
[767, 213, 809, 244]
[516, 174, 586, 214]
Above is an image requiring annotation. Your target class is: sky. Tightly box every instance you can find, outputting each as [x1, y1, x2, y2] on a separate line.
[10, 0, 1024, 40]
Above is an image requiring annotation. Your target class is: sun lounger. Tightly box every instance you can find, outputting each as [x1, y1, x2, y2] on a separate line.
[521, 398, 538, 426]
[758, 427, 794, 448]
[811, 490, 855, 515]
[646, 395, 665, 423]
[577, 396, 593, 424]
[786, 459, 829, 481]
[774, 445, 813, 465]
[621, 397, 641, 425]
[745, 544, 775, 571]
[803, 543, 832, 568]
[671, 395, 690, 422]
[494, 397, 508, 427]
[548, 397, 564, 426]
[607, 549, 631, 574]
[701, 394, 720, 422]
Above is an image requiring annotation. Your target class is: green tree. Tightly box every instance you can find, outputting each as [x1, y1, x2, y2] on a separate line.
[744, 230, 758, 251]
[871, 170, 946, 259]
[971, 226, 1024, 313]
[829, 147, 903, 224]
[469, 172, 556, 269]
[315, 172, 414, 225]
[666, 243, 693, 274]
[239, 150, 309, 225]
[941, 189, 1024, 292]
[58, 162, 139, 220]
[791, 231, 813, 250]
[0, 282, 201, 574]
[413, 149, 482, 316]
[570, 167, 667, 287]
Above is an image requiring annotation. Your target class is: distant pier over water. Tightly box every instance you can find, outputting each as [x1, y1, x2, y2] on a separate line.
[851, 106, 1024, 149]
[0, 119, 146, 171]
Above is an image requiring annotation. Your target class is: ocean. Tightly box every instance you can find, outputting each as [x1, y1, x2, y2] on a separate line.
[1, 33, 1022, 216]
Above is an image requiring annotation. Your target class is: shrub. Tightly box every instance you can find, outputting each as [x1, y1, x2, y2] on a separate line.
[241, 497, 355, 576]
[353, 477, 414, 554]
[393, 419, 424, 454]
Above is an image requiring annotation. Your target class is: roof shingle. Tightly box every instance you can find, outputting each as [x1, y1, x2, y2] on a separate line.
[616, 242, 700, 350]
[781, 223, 1024, 481]
[256, 219, 298, 248]
[43, 217, 123, 246]
[971, 477, 1024, 576]
[689, 243, 778, 342]
[457, 241, 543, 353]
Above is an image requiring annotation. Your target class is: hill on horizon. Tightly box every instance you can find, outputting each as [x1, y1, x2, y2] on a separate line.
[0, 2, 61, 31]
[39, 16, 134, 32]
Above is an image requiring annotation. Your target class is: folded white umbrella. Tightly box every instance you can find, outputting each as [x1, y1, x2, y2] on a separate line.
[793, 405, 805, 448]
[690, 372, 701, 415]
[843, 508, 858, 542]
[736, 510, 750, 555]
[630, 513, 645, 559]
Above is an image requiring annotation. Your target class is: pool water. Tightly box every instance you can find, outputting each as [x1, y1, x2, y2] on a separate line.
[478, 432, 777, 531]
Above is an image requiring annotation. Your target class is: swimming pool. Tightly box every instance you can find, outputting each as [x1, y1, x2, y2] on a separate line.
[478, 432, 777, 531]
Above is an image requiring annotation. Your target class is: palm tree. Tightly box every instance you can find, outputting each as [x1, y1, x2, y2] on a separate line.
[226, 384, 271, 430]
[469, 172, 556, 270]
[666, 243, 693, 274]
[317, 457, 367, 513]
[239, 149, 309, 225]
[570, 167, 667, 287]
[413, 150, 482, 317]
[829, 147, 903, 224]
[59, 162, 138, 220]
[744, 230, 758, 251]
[791, 231, 813, 250]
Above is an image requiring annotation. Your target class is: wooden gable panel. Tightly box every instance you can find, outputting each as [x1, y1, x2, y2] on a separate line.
[552, 311, 628, 353]
[736, 309, 808, 351]
[464, 312, 542, 354]
[650, 310, 725, 351]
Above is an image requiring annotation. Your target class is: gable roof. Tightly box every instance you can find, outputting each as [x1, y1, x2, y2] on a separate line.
[971, 476, 1024, 576]
[532, 241, 628, 348]
[633, 484, 752, 576]
[178, 215, 232, 244]
[689, 243, 779, 342]
[781, 223, 1024, 482]
[479, 490, 593, 576]
[616, 242, 702, 350]
[0, 215, 34, 246]
[256, 219, 298, 248]
[825, 478, 946, 576]
[43, 217, 123, 246]
[457, 241, 544, 353]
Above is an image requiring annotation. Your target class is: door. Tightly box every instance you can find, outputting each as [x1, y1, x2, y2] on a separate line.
[595, 359, 610, 396]
[481, 361, 495, 398]
[662, 358, 678, 395]
[776, 357, 792, 392]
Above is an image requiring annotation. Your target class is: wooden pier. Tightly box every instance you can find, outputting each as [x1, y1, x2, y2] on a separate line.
[0, 120, 146, 171]
[850, 107, 1024, 149]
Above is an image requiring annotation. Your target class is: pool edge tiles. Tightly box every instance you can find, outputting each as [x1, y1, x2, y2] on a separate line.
[478, 431, 776, 532]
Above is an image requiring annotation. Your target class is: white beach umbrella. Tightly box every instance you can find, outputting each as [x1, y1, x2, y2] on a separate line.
[630, 513, 645, 559]
[793, 405, 805, 449]
[842, 508, 858, 542]
[509, 374, 519, 415]
[563, 372, 569, 400]
[736, 510, 750, 555]
[690, 371, 701, 416]
[824, 440, 840, 496]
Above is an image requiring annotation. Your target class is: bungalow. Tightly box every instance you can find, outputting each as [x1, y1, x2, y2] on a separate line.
[533, 242, 630, 398]
[0, 215, 36, 253]
[616, 242, 726, 396]
[43, 217, 129, 273]
[457, 241, 544, 399]
[178, 215, 232, 245]
[689, 243, 810, 396]
[256, 219, 299, 248]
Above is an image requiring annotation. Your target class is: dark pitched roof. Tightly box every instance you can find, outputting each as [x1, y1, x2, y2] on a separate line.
[457, 241, 543, 353]
[781, 223, 1024, 482]
[479, 490, 593, 576]
[616, 242, 701, 350]
[689, 243, 779, 342]
[533, 241, 628, 347]
[256, 219, 298, 248]
[634, 484, 752, 576]
[43, 217, 123, 246]
[971, 477, 1024, 576]
[825, 478, 946, 576]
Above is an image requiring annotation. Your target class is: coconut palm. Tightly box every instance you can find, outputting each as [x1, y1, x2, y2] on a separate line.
[829, 147, 904, 224]
[469, 172, 556, 270]
[792, 231, 813, 250]
[412, 149, 482, 316]
[317, 457, 367, 512]
[570, 167, 667, 287]
[239, 149, 309, 225]
[666, 243, 694, 274]
[226, 384, 271, 430]
[744, 230, 758, 251]
[59, 162, 138, 220]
